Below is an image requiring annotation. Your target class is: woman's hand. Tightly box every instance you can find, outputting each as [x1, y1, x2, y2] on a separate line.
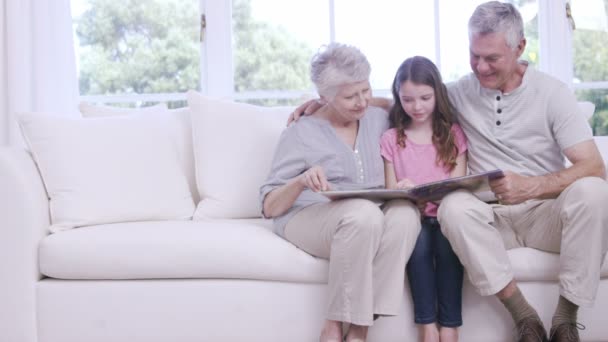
[300, 165, 331, 192]
[263, 166, 329, 218]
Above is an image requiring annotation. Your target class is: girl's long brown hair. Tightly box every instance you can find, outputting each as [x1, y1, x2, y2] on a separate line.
[388, 56, 460, 171]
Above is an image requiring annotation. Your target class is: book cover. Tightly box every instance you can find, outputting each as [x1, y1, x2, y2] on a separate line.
[321, 169, 504, 202]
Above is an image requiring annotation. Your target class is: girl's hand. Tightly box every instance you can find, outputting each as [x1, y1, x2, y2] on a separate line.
[415, 200, 427, 214]
[300, 165, 331, 192]
[395, 178, 416, 190]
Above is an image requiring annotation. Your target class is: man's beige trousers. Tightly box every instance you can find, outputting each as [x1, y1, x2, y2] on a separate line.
[437, 177, 608, 307]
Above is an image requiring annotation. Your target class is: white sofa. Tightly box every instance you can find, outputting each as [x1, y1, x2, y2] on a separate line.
[1, 93, 607, 342]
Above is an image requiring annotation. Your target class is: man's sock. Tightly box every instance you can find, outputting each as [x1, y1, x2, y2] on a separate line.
[551, 295, 578, 327]
[500, 287, 540, 324]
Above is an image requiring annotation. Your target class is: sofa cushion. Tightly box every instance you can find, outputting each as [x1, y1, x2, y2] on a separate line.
[187, 90, 293, 219]
[79, 102, 168, 117]
[39, 219, 608, 282]
[79, 103, 199, 203]
[39, 220, 329, 283]
[18, 114, 195, 232]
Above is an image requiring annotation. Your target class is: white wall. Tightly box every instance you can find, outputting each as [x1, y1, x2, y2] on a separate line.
[0, 1, 8, 146]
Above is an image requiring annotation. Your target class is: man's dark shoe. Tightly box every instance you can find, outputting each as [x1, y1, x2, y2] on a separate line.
[549, 322, 585, 342]
[516, 317, 548, 342]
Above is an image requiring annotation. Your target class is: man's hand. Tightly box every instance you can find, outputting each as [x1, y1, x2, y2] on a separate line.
[299, 165, 331, 192]
[287, 99, 324, 125]
[489, 171, 540, 204]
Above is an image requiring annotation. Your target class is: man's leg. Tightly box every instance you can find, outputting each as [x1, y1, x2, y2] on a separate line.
[515, 177, 608, 340]
[437, 190, 513, 295]
[438, 190, 547, 341]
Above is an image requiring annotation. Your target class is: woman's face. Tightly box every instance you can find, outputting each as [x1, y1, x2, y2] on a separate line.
[325, 80, 372, 124]
[398, 80, 436, 126]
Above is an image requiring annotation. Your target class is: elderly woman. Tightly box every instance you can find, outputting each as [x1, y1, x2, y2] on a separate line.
[260, 43, 421, 342]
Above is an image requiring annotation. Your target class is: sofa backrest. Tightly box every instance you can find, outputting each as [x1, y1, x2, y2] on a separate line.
[80, 103, 199, 203]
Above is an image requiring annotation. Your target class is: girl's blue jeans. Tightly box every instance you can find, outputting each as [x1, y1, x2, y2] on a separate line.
[406, 217, 464, 327]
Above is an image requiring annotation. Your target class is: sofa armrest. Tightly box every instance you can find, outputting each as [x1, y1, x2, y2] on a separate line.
[0, 146, 50, 342]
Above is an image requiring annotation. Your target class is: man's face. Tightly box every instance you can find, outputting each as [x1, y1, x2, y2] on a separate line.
[469, 32, 525, 93]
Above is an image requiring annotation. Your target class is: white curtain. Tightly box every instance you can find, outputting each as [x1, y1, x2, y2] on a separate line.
[0, 0, 79, 146]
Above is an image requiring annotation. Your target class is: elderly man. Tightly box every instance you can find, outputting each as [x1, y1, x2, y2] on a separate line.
[437, 2, 607, 342]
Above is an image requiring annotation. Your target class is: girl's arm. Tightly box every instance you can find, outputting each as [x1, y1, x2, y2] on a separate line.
[450, 153, 468, 178]
[384, 158, 398, 189]
[384, 158, 416, 189]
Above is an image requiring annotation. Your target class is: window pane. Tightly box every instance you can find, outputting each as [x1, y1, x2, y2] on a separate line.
[438, 0, 539, 82]
[576, 89, 608, 136]
[334, 0, 435, 92]
[572, 0, 608, 83]
[232, 0, 328, 97]
[72, 0, 200, 100]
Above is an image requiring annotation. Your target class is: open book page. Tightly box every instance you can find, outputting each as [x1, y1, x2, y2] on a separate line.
[321, 169, 504, 203]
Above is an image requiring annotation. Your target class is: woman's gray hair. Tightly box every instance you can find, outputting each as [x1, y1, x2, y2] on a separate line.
[468, 1, 524, 50]
[310, 43, 371, 98]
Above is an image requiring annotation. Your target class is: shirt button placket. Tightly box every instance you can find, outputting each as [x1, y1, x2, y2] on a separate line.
[495, 94, 503, 127]
[354, 149, 364, 183]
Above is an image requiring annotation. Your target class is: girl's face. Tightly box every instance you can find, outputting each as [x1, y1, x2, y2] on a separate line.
[398, 80, 436, 126]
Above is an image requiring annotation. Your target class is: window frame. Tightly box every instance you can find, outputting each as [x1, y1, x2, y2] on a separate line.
[80, 0, 601, 105]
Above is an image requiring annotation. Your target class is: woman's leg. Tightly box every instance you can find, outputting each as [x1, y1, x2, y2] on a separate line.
[345, 199, 420, 342]
[433, 218, 464, 339]
[284, 198, 386, 341]
[407, 218, 439, 342]
[375, 199, 421, 315]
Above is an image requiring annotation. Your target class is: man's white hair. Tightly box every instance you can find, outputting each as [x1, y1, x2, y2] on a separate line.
[468, 1, 524, 50]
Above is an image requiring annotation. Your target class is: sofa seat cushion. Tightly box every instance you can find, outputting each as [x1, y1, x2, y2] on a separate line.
[39, 220, 328, 283]
[509, 247, 608, 281]
[40, 219, 608, 282]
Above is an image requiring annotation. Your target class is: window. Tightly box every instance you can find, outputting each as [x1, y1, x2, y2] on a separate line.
[71, 0, 607, 135]
[333, 0, 435, 92]
[571, 0, 608, 135]
[71, 0, 200, 107]
[230, 0, 328, 105]
[228, 0, 539, 100]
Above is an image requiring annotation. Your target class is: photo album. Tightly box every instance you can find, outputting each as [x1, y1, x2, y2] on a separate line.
[321, 169, 504, 203]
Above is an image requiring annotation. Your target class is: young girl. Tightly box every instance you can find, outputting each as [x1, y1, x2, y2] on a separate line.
[380, 56, 467, 342]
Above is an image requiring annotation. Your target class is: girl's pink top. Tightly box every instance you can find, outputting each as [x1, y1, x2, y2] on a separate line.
[380, 124, 467, 217]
